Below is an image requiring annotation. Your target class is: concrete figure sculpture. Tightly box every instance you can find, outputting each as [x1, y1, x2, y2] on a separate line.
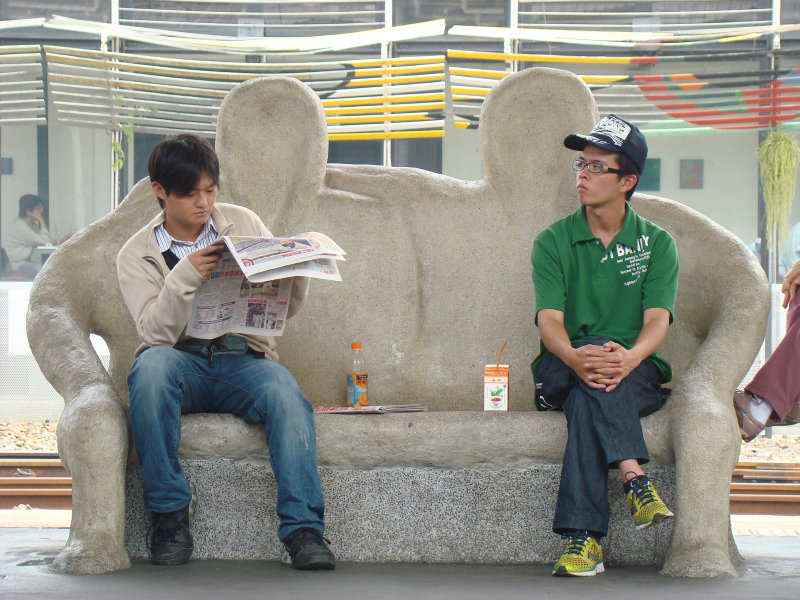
[27, 68, 768, 576]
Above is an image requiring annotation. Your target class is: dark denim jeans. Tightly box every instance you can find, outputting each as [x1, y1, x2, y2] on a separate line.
[537, 337, 663, 538]
[127, 346, 325, 541]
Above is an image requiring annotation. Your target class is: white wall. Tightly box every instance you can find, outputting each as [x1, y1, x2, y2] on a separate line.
[0, 125, 39, 247]
[47, 121, 113, 238]
[442, 124, 483, 181]
[647, 131, 760, 245]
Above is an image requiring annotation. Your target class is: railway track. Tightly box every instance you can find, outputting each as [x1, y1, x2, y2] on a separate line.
[0, 453, 71, 510]
[2, 454, 799, 515]
[731, 461, 800, 516]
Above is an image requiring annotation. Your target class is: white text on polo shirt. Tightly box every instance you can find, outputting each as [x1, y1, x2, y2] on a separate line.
[613, 234, 651, 286]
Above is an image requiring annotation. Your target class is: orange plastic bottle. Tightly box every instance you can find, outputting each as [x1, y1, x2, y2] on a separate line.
[346, 342, 368, 407]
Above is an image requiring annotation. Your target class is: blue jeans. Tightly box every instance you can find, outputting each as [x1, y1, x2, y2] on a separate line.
[536, 337, 664, 538]
[127, 345, 325, 541]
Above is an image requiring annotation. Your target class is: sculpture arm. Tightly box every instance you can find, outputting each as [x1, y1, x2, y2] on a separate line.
[287, 276, 309, 319]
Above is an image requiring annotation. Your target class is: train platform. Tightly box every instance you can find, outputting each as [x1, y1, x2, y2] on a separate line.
[1, 513, 799, 600]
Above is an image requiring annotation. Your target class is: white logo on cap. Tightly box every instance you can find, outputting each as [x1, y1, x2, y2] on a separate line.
[592, 116, 631, 147]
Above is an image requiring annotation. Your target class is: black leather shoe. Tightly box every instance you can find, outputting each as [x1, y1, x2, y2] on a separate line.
[281, 527, 336, 570]
[149, 504, 193, 566]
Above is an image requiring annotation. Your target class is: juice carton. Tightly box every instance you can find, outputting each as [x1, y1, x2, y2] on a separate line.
[484, 364, 509, 411]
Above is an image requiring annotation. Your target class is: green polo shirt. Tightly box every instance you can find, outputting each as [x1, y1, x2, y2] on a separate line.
[531, 204, 679, 384]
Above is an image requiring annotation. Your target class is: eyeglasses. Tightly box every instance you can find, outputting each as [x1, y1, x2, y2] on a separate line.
[572, 159, 623, 175]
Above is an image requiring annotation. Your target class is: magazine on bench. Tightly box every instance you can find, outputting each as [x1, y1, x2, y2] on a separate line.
[314, 404, 427, 414]
[187, 232, 345, 339]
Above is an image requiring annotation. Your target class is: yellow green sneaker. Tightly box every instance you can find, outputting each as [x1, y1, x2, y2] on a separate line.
[625, 475, 674, 530]
[552, 534, 604, 577]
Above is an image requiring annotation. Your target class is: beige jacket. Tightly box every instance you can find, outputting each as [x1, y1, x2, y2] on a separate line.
[117, 203, 309, 361]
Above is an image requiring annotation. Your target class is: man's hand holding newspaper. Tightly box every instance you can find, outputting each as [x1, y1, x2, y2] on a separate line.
[188, 232, 345, 339]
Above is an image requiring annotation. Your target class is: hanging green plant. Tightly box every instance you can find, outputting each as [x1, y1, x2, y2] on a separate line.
[757, 127, 800, 252]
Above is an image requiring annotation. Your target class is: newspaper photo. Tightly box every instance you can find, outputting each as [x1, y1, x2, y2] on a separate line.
[187, 232, 345, 339]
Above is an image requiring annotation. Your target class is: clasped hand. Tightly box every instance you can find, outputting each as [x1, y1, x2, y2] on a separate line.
[570, 342, 637, 393]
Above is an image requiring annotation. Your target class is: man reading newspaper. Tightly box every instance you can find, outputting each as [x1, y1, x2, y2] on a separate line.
[117, 133, 335, 569]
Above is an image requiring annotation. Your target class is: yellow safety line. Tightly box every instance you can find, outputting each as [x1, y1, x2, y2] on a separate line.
[45, 45, 445, 70]
[450, 87, 490, 96]
[326, 113, 436, 124]
[321, 92, 445, 107]
[324, 102, 444, 115]
[328, 130, 444, 141]
[46, 51, 443, 82]
[447, 49, 634, 65]
[448, 67, 508, 79]
[352, 63, 445, 77]
[343, 73, 444, 87]
[48, 73, 228, 98]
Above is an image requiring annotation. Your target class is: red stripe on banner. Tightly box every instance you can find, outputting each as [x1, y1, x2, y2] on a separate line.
[630, 56, 660, 65]
[660, 105, 800, 118]
[671, 113, 796, 126]
[637, 82, 707, 92]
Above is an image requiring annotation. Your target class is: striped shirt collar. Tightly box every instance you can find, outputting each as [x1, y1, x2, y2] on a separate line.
[155, 216, 218, 260]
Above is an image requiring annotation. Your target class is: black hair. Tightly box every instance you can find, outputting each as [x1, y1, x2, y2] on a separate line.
[147, 134, 220, 209]
[19, 194, 43, 218]
[614, 153, 640, 201]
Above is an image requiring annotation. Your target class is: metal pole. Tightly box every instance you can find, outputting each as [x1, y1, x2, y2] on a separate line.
[382, 0, 393, 167]
[506, 0, 520, 72]
[762, 0, 783, 439]
[109, 0, 123, 208]
[769, 0, 781, 286]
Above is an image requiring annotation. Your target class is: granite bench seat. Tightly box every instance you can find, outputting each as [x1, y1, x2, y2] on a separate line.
[123, 410, 675, 566]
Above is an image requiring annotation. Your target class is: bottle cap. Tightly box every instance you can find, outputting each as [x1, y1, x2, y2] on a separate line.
[351, 342, 362, 350]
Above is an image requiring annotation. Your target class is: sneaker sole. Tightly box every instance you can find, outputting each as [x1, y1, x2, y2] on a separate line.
[280, 550, 336, 570]
[552, 562, 605, 577]
[635, 511, 674, 530]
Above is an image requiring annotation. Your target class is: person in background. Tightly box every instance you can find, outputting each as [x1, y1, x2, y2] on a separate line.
[734, 257, 800, 441]
[5, 194, 54, 278]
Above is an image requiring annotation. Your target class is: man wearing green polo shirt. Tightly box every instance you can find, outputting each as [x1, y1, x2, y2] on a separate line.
[531, 115, 679, 577]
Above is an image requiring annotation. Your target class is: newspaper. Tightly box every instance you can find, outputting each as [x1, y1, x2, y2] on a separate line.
[222, 232, 345, 283]
[313, 404, 427, 414]
[187, 232, 345, 339]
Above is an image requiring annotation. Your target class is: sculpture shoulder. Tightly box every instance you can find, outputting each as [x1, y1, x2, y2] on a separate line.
[215, 203, 271, 237]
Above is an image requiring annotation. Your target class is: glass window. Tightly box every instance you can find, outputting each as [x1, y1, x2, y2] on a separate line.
[328, 140, 383, 165]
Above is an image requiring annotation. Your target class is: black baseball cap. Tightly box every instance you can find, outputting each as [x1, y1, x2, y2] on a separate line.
[564, 114, 647, 175]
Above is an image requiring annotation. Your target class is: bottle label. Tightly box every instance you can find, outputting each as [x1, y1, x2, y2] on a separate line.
[347, 372, 368, 406]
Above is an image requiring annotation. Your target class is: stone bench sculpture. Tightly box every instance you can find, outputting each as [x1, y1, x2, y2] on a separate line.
[27, 67, 768, 577]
